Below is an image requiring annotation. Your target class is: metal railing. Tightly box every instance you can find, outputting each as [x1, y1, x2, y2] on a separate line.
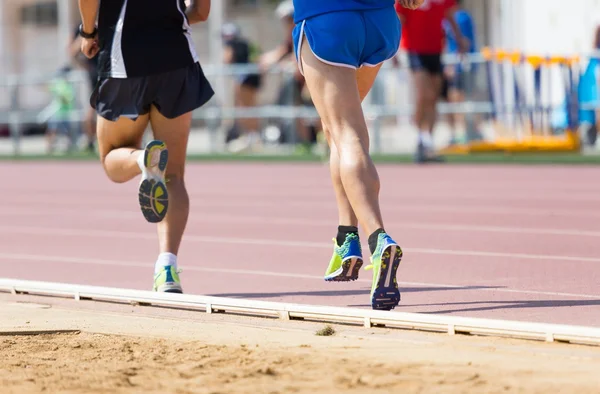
[1, 50, 598, 156]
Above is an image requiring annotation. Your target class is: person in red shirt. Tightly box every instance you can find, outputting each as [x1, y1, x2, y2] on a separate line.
[396, 0, 467, 162]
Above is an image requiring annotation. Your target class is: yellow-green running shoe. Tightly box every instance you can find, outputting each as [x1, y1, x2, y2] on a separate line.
[324, 233, 363, 282]
[137, 140, 169, 223]
[365, 233, 402, 310]
[153, 265, 183, 293]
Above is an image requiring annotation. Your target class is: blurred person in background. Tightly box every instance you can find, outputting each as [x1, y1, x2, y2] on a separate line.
[221, 22, 264, 153]
[45, 66, 77, 154]
[261, 0, 318, 153]
[396, 0, 468, 162]
[78, 0, 214, 294]
[442, 0, 481, 146]
[70, 24, 99, 153]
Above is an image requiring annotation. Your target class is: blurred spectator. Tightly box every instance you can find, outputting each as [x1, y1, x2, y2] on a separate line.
[69, 24, 99, 153]
[260, 0, 318, 152]
[442, 0, 482, 145]
[222, 22, 264, 153]
[46, 66, 77, 154]
[396, 0, 468, 162]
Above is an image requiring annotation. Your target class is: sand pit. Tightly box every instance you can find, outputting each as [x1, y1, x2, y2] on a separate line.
[1, 298, 600, 394]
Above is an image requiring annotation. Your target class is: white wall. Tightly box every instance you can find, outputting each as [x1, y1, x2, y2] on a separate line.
[490, 0, 600, 55]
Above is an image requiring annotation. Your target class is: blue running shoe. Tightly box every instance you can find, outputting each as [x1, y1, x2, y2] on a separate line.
[324, 233, 363, 282]
[365, 233, 403, 310]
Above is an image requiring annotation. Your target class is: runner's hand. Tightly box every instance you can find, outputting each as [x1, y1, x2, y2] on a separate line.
[459, 37, 471, 54]
[397, 0, 424, 9]
[81, 37, 99, 59]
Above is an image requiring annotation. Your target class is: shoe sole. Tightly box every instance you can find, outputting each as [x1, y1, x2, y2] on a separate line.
[324, 257, 363, 282]
[139, 141, 169, 223]
[154, 283, 183, 294]
[371, 244, 403, 311]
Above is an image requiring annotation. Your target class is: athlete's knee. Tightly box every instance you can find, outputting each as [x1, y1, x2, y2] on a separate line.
[101, 161, 128, 184]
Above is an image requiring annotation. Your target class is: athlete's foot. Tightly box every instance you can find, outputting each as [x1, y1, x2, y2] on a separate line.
[415, 142, 446, 164]
[365, 233, 403, 311]
[137, 140, 169, 223]
[324, 233, 363, 282]
[153, 265, 183, 293]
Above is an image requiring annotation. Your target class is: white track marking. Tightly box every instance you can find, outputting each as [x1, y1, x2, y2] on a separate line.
[4, 197, 600, 219]
[2, 225, 600, 264]
[0, 252, 599, 300]
[4, 209, 600, 238]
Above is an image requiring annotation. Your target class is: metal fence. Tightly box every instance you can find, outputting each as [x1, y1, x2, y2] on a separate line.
[0, 51, 597, 156]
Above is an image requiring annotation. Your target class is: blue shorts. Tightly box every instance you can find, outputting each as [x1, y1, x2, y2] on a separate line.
[292, 7, 401, 75]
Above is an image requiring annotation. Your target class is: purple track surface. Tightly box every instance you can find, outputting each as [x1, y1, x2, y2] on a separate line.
[2, 162, 600, 327]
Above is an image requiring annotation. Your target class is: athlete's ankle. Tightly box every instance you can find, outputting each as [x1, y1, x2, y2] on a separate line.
[368, 228, 386, 255]
[336, 225, 358, 246]
[136, 149, 145, 173]
[155, 252, 177, 274]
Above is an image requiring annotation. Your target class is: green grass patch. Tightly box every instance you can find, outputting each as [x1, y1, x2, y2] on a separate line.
[2, 151, 600, 165]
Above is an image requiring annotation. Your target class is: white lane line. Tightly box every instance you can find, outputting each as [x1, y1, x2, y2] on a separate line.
[4, 197, 600, 220]
[2, 225, 600, 264]
[0, 252, 598, 300]
[7, 187, 600, 203]
[4, 209, 600, 238]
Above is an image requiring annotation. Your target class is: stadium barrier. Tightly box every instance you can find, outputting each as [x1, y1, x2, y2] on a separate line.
[1, 279, 600, 346]
[1, 51, 599, 156]
[440, 48, 586, 154]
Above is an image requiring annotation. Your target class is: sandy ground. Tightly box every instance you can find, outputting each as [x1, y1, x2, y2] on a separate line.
[1, 297, 600, 394]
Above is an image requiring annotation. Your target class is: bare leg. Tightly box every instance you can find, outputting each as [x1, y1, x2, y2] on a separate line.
[46, 129, 57, 154]
[236, 84, 260, 133]
[425, 73, 443, 134]
[412, 71, 430, 131]
[96, 114, 150, 183]
[84, 106, 97, 150]
[149, 106, 192, 256]
[324, 64, 383, 228]
[301, 39, 383, 236]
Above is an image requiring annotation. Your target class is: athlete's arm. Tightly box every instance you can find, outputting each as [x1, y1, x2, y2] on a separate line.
[396, 0, 424, 10]
[186, 0, 211, 24]
[445, 5, 469, 54]
[78, 0, 99, 59]
[394, 1, 411, 24]
[223, 45, 234, 64]
[78, 0, 98, 35]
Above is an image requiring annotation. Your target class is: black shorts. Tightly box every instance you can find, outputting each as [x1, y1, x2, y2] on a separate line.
[239, 73, 262, 90]
[408, 53, 443, 75]
[91, 62, 214, 121]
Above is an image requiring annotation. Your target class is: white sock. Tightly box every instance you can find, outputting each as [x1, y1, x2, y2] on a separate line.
[419, 131, 433, 148]
[155, 252, 177, 273]
[137, 150, 146, 173]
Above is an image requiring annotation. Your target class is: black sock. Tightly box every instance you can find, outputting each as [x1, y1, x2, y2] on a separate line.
[368, 228, 386, 255]
[336, 225, 358, 246]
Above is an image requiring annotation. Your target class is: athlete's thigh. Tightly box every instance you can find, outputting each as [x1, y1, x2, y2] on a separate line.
[149, 107, 192, 178]
[411, 70, 430, 102]
[322, 64, 382, 146]
[428, 72, 444, 100]
[357, 64, 383, 101]
[96, 114, 150, 160]
[300, 37, 367, 149]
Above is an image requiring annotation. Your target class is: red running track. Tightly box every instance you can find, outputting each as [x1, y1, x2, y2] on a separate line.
[1, 162, 600, 327]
